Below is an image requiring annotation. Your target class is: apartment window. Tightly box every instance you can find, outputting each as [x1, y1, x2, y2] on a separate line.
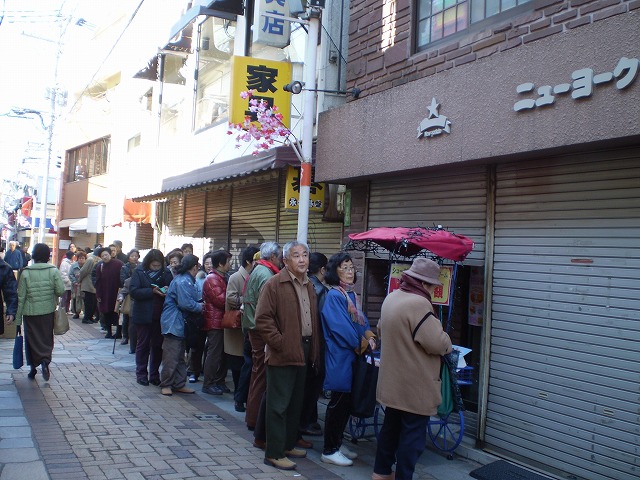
[417, 0, 531, 49]
[127, 134, 141, 151]
[65, 136, 110, 182]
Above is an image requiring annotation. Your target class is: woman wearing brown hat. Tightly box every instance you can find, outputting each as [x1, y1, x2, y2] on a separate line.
[372, 257, 453, 480]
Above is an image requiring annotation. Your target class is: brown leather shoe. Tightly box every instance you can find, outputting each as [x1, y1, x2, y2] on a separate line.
[161, 387, 172, 396]
[264, 457, 296, 470]
[253, 438, 266, 450]
[172, 386, 195, 394]
[296, 438, 313, 449]
[284, 447, 307, 458]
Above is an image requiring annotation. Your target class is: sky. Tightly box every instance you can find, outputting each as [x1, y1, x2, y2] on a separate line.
[0, 0, 112, 173]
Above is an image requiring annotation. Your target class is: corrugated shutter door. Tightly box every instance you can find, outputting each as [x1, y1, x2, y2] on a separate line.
[205, 188, 231, 251]
[135, 223, 154, 250]
[184, 191, 206, 237]
[486, 149, 640, 480]
[229, 179, 279, 260]
[368, 166, 487, 264]
[167, 194, 184, 237]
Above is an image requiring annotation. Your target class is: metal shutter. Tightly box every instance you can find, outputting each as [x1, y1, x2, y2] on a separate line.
[486, 148, 640, 480]
[368, 165, 487, 265]
[229, 179, 279, 261]
[166, 194, 185, 237]
[184, 191, 206, 237]
[205, 188, 231, 251]
[134, 223, 154, 250]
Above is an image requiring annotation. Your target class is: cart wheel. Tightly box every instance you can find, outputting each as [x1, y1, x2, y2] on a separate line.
[348, 416, 367, 439]
[427, 411, 464, 453]
[373, 405, 384, 440]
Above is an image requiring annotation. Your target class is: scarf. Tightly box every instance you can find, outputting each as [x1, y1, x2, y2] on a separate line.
[399, 272, 432, 302]
[335, 281, 366, 326]
[255, 259, 280, 274]
[145, 268, 164, 285]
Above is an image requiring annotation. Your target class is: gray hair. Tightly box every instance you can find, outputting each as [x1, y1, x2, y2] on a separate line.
[260, 241, 281, 260]
[283, 241, 309, 259]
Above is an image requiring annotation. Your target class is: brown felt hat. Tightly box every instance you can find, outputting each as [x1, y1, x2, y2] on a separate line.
[404, 258, 443, 286]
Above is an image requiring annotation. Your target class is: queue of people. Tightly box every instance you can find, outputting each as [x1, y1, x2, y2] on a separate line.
[1, 237, 451, 480]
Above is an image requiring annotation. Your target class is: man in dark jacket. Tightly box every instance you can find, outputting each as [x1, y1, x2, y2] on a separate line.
[255, 241, 320, 471]
[0, 257, 18, 335]
[4, 241, 23, 271]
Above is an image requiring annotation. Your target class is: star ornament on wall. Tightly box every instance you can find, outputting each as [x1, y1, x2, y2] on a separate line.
[417, 97, 452, 139]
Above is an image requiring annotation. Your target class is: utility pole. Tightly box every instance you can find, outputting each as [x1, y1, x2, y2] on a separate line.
[296, 7, 321, 245]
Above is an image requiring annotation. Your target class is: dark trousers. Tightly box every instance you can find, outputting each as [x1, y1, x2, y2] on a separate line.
[323, 391, 352, 454]
[187, 330, 206, 376]
[265, 363, 307, 459]
[82, 292, 97, 322]
[300, 360, 324, 429]
[135, 322, 163, 382]
[62, 290, 72, 312]
[227, 354, 243, 396]
[373, 407, 429, 480]
[129, 323, 137, 354]
[202, 329, 226, 388]
[160, 335, 187, 389]
[246, 330, 266, 428]
[103, 311, 119, 329]
[122, 314, 130, 339]
[236, 332, 252, 404]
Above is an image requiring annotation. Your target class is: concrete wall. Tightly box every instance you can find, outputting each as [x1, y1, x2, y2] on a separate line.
[316, 8, 639, 182]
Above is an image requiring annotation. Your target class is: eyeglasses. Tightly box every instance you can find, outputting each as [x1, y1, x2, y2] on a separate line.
[339, 266, 356, 272]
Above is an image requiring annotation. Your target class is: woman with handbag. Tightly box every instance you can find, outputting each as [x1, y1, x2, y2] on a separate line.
[320, 252, 376, 467]
[200, 250, 232, 395]
[14, 243, 65, 381]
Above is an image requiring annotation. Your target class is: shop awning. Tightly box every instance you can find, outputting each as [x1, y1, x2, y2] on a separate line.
[123, 198, 152, 223]
[58, 217, 87, 229]
[132, 146, 309, 202]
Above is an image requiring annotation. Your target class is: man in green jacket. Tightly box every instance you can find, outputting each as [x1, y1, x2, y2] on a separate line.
[242, 241, 282, 434]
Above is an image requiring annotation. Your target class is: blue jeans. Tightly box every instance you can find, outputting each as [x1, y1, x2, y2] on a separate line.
[373, 406, 429, 480]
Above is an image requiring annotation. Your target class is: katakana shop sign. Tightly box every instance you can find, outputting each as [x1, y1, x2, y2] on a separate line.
[253, 0, 291, 48]
[230, 56, 292, 127]
[514, 56, 639, 111]
[284, 165, 324, 212]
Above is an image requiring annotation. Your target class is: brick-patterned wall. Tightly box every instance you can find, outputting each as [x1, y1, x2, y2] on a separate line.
[347, 0, 639, 97]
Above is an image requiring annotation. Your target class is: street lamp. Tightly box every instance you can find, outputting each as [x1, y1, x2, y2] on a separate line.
[283, 80, 361, 99]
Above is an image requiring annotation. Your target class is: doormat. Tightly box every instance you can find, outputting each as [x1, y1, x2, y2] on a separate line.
[470, 460, 553, 480]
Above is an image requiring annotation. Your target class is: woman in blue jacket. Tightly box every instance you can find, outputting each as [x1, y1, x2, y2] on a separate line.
[321, 252, 376, 467]
[159, 254, 203, 396]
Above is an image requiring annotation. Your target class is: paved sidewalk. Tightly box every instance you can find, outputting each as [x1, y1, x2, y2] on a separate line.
[0, 316, 484, 479]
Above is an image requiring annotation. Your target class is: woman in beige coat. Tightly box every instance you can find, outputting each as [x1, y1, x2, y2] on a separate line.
[373, 258, 452, 480]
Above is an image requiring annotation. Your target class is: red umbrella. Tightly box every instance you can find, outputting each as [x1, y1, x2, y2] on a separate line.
[346, 227, 474, 262]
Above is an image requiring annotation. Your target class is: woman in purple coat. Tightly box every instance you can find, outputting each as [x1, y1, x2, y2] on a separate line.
[94, 247, 124, 338]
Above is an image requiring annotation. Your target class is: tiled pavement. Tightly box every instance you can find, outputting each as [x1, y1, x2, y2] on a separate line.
[0, 316, 484, 479]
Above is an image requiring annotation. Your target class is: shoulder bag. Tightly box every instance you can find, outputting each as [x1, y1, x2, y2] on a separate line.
[13, 326, 24, 369]
[54, 300, 70, 335]
[221, 309, 242, 329]
[351, 347, 379, 418]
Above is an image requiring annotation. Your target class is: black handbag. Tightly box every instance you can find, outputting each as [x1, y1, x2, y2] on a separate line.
[350, 348, 379, 418]
[13, 326, 24, 370]
[183, 310, 204, 350]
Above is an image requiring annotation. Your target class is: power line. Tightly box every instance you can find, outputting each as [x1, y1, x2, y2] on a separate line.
[67, 0, 146, 115]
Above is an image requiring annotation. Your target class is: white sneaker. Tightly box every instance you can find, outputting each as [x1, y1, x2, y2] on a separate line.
[321, 451, 353, 467]
[339, 444, 358, 460]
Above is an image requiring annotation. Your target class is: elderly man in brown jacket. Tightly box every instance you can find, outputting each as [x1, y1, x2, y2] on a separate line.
[255, 241, 321, 471]
[373, 258, 453, 480]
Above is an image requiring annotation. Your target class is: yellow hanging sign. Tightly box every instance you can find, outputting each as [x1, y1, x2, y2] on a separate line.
[230, 56, 292, 128]
[284, 166, 325, 212]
